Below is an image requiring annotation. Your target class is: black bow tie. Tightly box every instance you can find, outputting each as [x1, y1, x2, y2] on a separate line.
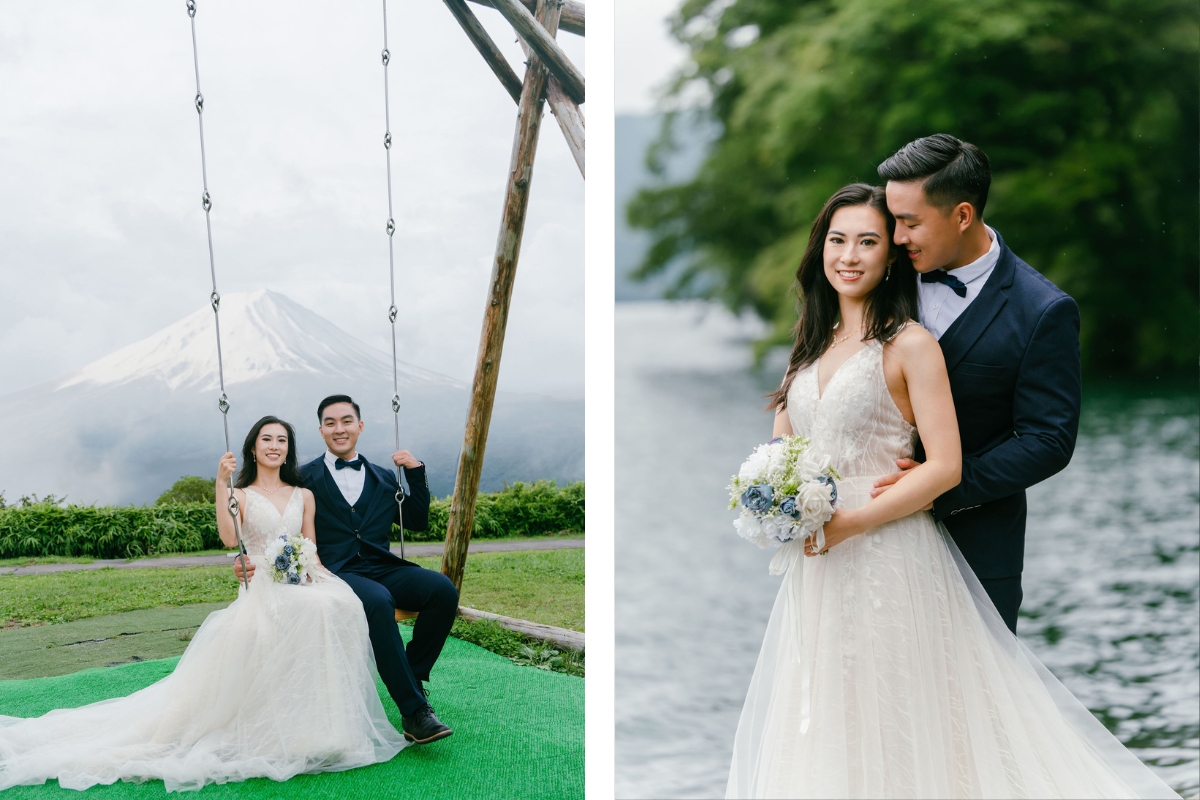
[921, 270, 968, 298]
[335, 457, 363, 471]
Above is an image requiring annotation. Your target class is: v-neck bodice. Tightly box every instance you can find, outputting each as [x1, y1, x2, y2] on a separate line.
[241, 487, 303, 554]
[786, 338, 917, 479]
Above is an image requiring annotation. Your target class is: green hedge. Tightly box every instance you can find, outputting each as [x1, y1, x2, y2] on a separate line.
[415, 480, 584, 542]
[0, 481, 584, 560]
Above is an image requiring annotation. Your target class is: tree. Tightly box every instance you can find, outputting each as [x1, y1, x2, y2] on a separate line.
[629, 0, 1199, 376]
[155, 476, 216, 505]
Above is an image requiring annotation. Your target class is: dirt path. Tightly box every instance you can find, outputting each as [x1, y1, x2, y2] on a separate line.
[0, 538, 584, 577]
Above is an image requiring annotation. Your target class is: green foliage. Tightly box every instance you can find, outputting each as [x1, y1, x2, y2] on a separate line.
[0, 482, 585, 559]
[629, 0, 1199, 376]
[411, 480, 585, 542]
[445, 618, 585, 677]
[155, 476, 215, 506]
[0, 502, 219, 561]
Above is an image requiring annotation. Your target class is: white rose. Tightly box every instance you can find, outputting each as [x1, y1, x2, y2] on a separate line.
[796, 480, 834, 530]
[796, 451, 832, 480]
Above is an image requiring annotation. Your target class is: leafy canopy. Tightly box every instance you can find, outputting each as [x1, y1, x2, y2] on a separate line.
[629, 0, 1199, 375]
[155, 476, 216, 506]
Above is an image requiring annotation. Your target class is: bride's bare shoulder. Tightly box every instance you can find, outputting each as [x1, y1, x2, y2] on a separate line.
[887, 321, 938, 355]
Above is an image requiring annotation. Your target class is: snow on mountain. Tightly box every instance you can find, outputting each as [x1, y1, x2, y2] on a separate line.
[57, 290, 461, 393]
[0, 291, 581, 506]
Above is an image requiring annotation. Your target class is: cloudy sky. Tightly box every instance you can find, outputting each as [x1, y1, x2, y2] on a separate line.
[615, 0, 694, 115]
[0, 0, 584, 399]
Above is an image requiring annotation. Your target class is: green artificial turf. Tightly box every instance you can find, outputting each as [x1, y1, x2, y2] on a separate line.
[0, 627, 583, 799]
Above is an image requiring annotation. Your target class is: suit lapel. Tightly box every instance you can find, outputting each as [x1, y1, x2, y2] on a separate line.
[937, 235, 1016, 372]
[358, 456, 388, 522]
[303, 458, 334, 509]
[317, 461, 351, 514]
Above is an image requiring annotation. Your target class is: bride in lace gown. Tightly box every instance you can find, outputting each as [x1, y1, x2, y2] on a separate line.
[726, 185, 1180, 799]
[0, 416, 406, 792]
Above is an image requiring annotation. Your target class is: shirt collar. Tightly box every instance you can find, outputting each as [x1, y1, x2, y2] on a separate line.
[943, 225, 999, 285]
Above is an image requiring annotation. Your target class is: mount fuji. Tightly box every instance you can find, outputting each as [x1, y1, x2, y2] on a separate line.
[0, 291, 583, 505]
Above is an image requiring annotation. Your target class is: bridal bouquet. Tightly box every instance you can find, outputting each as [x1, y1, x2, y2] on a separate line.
[728, 435, 840, 548]
[263, 533, 315, 585]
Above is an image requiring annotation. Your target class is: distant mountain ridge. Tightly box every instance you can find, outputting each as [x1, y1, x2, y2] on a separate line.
[0, 291, 582, 505]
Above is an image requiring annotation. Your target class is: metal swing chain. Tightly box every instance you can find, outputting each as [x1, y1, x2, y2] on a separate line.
[186, 0, 249, 589]
[380, 0, 408, 559]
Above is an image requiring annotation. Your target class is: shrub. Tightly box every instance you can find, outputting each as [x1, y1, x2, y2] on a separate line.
[0, 481, 584, 559]
[155, 476, 216, 505]
[412, 480, 585, 542]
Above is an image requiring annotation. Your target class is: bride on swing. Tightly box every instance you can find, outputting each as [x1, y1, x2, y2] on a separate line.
[0, 415, 407, 792]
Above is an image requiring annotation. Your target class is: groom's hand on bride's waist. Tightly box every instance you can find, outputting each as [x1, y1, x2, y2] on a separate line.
[233, 557, 255, 583]
[392, 450, 422, 469]
[871, 458, 934, 510]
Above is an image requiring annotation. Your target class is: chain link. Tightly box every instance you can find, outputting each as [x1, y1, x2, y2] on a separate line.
[380, 0, 407, 559]
[186, 0, 248, 588]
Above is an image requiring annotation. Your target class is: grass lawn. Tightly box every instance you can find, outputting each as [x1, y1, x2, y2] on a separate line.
[0, 549, 584, 680]
[0, 534, 584, 569]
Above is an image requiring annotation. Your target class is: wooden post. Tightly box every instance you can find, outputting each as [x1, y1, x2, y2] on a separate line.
[546, 77, 584, 177]
[441, 0, 563, 591]
[443, 0, 524, 103]
[466, 0, 584, 36]
[488, 0, 584, 104]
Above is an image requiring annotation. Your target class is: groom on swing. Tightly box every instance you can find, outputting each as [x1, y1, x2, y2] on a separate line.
[234, 394, 458, 745]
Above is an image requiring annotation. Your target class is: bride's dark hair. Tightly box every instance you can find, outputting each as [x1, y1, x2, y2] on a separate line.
[766, 183, 918, 411]
[234, 416, 303, 489]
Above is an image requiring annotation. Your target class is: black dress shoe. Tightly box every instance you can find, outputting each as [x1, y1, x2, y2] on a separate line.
[401, 705, 453, 744]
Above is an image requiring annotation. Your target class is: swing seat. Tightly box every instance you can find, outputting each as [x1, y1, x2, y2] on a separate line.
[395, 609, 419, 621]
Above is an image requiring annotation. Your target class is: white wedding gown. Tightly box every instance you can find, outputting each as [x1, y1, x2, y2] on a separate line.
[0, 487, 407, 792]
[727, 338, 1181, 799]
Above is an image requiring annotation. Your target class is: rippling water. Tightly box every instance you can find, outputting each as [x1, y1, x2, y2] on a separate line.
[615, 301, 1199, 799]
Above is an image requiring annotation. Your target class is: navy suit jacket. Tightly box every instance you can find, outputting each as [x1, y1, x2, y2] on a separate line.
[299, 455, 431, 574]
[919, 231, 1082, 579]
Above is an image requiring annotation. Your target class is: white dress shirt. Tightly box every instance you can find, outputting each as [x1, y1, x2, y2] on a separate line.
[918, 226, 1000, 340]
[324, 450, 365, 507]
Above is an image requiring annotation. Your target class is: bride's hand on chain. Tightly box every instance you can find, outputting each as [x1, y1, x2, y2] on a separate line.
[805, 508, 865, 557]
[216, 452, 237, 486]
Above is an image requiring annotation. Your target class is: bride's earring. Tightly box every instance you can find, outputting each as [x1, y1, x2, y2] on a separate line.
[885, 262, 893, 281]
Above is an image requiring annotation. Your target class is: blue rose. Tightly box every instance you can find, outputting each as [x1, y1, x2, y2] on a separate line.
[286, 571, 301, 585]
[740, 484, 774, 513]
[816, 474, 838, 506]
[779, 496, 799, 518]
[274, 554, 290, 571]
[283, 544, 294, 556]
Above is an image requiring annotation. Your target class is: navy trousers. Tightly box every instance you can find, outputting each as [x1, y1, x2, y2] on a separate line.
[979, 575, 1023, 635]
[336, 554, 459, 716]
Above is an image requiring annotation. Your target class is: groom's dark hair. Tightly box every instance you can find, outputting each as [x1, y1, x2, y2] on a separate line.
[878, 134, 991, 217]
[317, 394, 361, 421]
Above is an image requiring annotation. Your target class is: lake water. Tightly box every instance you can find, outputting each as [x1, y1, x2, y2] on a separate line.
[615, 301, 1199, 799]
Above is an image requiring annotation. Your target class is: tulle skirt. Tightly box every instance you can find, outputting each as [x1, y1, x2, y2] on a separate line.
[0, 556, 407, 792]
[727, 477, 1181, 799]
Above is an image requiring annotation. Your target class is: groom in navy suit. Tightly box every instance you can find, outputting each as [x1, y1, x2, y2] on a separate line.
[872, 134, 1082, 634]
[235, 394, 458, 744]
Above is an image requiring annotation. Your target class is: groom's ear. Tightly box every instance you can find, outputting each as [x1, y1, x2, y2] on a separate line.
[952, 201, 976, 232]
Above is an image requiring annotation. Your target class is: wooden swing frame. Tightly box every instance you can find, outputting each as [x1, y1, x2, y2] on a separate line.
[395, 0, 584, 622]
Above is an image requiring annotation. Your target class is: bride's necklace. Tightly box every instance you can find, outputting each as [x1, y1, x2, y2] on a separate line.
[255, 481, 286, 494]
[829, 322, 864, 349]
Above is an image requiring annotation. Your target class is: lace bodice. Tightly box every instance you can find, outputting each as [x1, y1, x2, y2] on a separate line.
[785, 338, 917, 479]
[240, 487, 303, 554]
